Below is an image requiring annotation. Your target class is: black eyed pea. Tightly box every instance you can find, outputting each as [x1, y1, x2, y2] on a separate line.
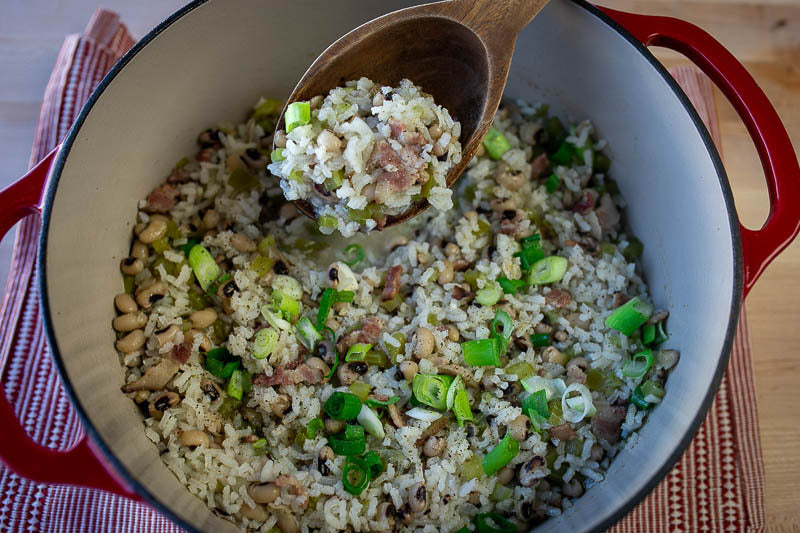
[274, 130, 287, 148]
[423, 436, 445, 457]
[432, 142, 446, 157]
[309, 95, 324, 109]
[437, 260, 454, 285]
[306, 356, 330, 377]
[248, 482, 280, 504]
[271, 394, 292, 418]
[275, 505, 299, 533]
[130, 240, 148, 260]
[114, 293, 138, 314]
[230, 233, 256, 253]
[534, 323, 553, 334]
[561, 479, 585, 498]
[135, 280, 169, 309]
[155, 324, 180, 347]
[317, 129, 342, 153]
[518, 500, 536, 521]
[428, 123, 443, 140]
[202, 209, 220, 230]
[189, 307, 218, 329]
[544, 346, 567, 366]
[324, 417, 344, 434]
[337, 361, 368, 385]
[443, 324, 460, 342]
[399, 360, 418, 382]
[137, 214, 169, 244]
[133, 390, 150, 404]
[113, 311, 147, 332]
[148, 391, 180, 420]
[497, 466, 515, 485]
[508, 414, 531, 441]
[386, 235, 409, 252]
[200, 378, 223, 403]
[554, 330, 568, 342]
[116, 329, 146, 354]
[444, 242, 460, 258]
[318, 445, 335, 475]
[179, 429, 210, 448]
[279, 203, 299, 221]
[411, 327, 435, 359]
[518, 456, 547, 486]
[238, 503, 268, 523]
[407, 482, 427, 513]
[185, 329, 212, 352]
[495, 167, 526, 191]
[375, 502, 396, 531]
[120, 257, 144, 275]
[327, 262, 358, 292]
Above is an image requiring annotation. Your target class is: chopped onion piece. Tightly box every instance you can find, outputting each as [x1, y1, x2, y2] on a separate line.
[357, 404, 385, 439]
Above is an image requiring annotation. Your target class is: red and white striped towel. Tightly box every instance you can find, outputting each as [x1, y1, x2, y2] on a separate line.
[0, 9, 765, 533]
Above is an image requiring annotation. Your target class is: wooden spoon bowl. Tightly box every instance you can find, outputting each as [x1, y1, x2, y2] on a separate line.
[280, 0, 550, 228]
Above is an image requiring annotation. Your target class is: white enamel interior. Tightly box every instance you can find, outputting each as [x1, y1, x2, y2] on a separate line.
[42, 1, 738, 531]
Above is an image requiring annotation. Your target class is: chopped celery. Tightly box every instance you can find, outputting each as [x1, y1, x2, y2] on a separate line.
[475, 283, 502, 306]
[318, 215, 338, 229]
[380, 293, 402, 312]
[270, 149, 286, 163]
[228, 168, 260, 194]
[250, 255, 275, 278]
[257, 235, 275, 256]
[482, 127, 511, 160]
[325, 170, 344, 192]
[285, 101, 311, 132]
[505, 361, 535, 380]
[152, 237, 170, 254]
[349, 381, 371, 402]
[385, 332, 407, 363]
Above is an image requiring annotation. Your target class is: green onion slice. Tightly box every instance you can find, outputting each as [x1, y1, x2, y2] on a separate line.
[412, 374, 454, 410]
[605, 296, 653, 336]
[474, 512, 517, 533]
[491, 310, 514, 345]
[341, 244, 364, 267]
[653, 321, 669, 345]
[621, 348, 654, 379]
[522, 389, 550, 420]
[640, 380, 665, 400]
[345, 343, 372, 362]
[521, 375, 566, 400]
[323, 392, 363, 420]
[306, 417, 324, 439]
[527, 256, 568, 285]
[227, 369, 245, 401]
[252, 327, 278, 360]
[530, 333, 550, 347]
[497, 277, 527, 295]
[295, 316, 321, 351]
[357, 404, 385, 439]
[285, 101, 311, 133]
[630, 385, 650, 410]
[188, 244, 221, 291]
[462, 338, 502, 367]
[446, 375, 463, 411]
[365, 396, 400, 409]
[545, 174, 560, 194]
[221, 360, 240, 379]
[273, 290, 300, 320]
[252, 438, 268, 456]
[482, 433, 520, 477]
[482, 127, 512, 160]
[561, 383, 594, 423]
[359, 450, 385, 478]
[642, 324, 656, 345]
[261, 305, 291, 331]
[453, 388, 474, 426]
[328, 430, 367, 457]
[475, 283, 502, 307]
[342, 456, 370, 495]
[514, 234, 545, 271]
[178, 237, 199, 257]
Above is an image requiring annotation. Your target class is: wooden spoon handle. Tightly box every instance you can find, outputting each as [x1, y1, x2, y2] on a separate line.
[440, 0, 550, 45]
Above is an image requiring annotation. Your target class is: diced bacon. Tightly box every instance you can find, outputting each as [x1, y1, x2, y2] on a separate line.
[145, 183, 179, 213]
[548, 423, 578, 441]
[388, 119, 406, 139]
[375, 170, 416, 203]
[530, 153, 549, 179]
[170, 341, 192, 365]
[545, 289, 572, 308]
[573, 190, 598, 214]
[369, 140, 403, 170]
[166, 167, 191, 184]
[595, 193, 621, 231]
[591, 402, 627, 444]
[382, 265, 403, 301]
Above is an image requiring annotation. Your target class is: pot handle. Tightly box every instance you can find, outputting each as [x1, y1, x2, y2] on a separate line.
[599, 6, 800, 298]
[0, 147, 139, 500]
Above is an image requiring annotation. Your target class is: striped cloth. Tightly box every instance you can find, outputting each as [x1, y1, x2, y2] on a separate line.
[0, 9, 765, 533]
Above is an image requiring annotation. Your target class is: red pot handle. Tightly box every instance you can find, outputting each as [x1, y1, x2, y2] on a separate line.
[0, 146, 139, 500]
[599, 6, 800, 298]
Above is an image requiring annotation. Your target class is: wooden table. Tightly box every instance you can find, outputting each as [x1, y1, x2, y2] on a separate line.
[1, 1, 798, 531]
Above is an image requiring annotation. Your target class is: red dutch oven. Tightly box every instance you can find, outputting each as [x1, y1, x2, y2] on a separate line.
[0, 1, 798, 531]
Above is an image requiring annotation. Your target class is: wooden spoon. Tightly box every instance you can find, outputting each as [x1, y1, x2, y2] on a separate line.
[278, 0, 550, 228]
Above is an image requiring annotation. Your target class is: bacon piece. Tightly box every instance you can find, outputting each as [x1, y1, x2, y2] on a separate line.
[369, 140, 403, 170]
[145, 183, 179, 213]
[166, 167, 191, 184]
[591, 402, 627, 444]
[388, 119, 406, 139]
[545, 289, 572, 308]
[375, 170, 416, 203]
[548, 423, 578, 441]
[170, 341, 192, 365]
[595, 193, 621, 231]
[530, 153, 549, 179]
[382, 265, 403, 301]
[573, 190, 598, 214]
[359, 316, 384, 344]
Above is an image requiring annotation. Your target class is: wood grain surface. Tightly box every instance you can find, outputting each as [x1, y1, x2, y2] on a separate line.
[1, 1, 798, 531]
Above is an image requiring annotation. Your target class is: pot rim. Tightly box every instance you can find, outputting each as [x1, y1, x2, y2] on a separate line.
[36, 1, 743, 531]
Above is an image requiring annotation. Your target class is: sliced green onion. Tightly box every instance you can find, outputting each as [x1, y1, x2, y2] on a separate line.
[365, 396, 400, 409]
[461, 338, 502, 367]
[475, 283, 502, 306]
[621, 349, 654, 379]
[357, 404, 385, 439]
[228, 168, 259, 194]
[622, 236, 644, 262]
[545, 174, 560, 193]
[514, 234, 545, 271]
[221, 360, 240, 379]
[605, 296, 653, 336]
[530, 333, 550, 347]
[497, 277, 527, 295]
[561, 383, 594, 423]
[272, 290, 300, 320]
[316, 288, 335, 329]
[205, 358, 224, 378]
[474, 512, 517, 533]
[527, 256, 568, 285]
[522, 389, 550, 420]
[206, 347, 229, 361]
[550, 141, 574, 165]
[345, 343, 372, 362]
[227, 369, 244, 400]
[329, 427, 366, 456]
[318, 215, 338, 229]
[640, 380, 665, 400]
[252, 438, 268, 456]
[261, 304, 291, 331]
[270, 149, 286, 163]
[323, 392, 362, 420]
[653, 321, 668, 345]
[188, 244, 221, 291]
[505, 361, 535, 379]
[295, 316, 321, 350]
[520, 376, 566, 400]
[630, 385, 650, 410]
[642, 324, 656, 345]
[412, 374, 454, 410]
[359, 450, 385, 478]
[252, 327, 278, 360]
[349, 381, 371, 402]
[482, 433, 520, 477]
[453, 388, 474, 426]
[320, 326, 339, 379]
[341, 244, 364, 267]
[446, 375, 463, 411]
[306, 417, 324, 439]
[178, 238, 199, 257]
[342, 456, 370, 494]
[491, 310, 513, 344]
[325, 169, 345, 192]
[285, 101, 311, 133]
[490, 484, 514, 502]
[482, 127, 511, 160]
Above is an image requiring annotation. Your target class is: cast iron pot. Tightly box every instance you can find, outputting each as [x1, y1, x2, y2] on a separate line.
[1, 1, 798, 532]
